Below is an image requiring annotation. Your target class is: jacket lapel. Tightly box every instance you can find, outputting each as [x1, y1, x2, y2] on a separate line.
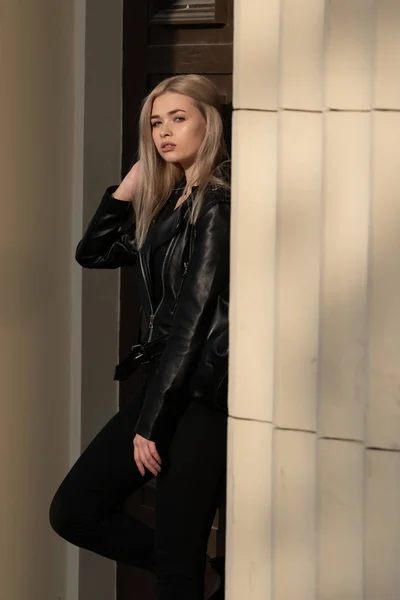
[139, 194, 191, 314]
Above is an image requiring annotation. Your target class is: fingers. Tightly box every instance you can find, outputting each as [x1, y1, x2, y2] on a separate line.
[133, 436, 162, 477]
[144, 447, 161, 477]
[149, 441, 162, 466]
[134, 445, 146, 477]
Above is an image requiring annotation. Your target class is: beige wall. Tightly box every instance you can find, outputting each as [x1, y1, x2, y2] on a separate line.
[0, 1, 122, 599]
[227, 0, 400, 599]
[0, 3, 75, 599]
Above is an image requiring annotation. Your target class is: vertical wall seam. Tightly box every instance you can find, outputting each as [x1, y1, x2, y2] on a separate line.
[321, 0, 328, 111]
[272, 110, 280, 432]
[315, 94, 327, 600]
[277, 0, 284, 110]
[371, 0, 378, 109]
[271, 111, 279, 600]
[363, 53, 375, 600]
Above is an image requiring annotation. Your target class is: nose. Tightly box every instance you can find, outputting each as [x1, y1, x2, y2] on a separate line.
[160, 123, 172, 138]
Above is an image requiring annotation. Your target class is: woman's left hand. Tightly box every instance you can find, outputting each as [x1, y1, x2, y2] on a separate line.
[133, 434, 162, 477]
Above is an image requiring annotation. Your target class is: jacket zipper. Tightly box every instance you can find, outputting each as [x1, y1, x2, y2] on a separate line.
[138, 236, 179, 343]
[138, 250, 155, 342]
[150, 236, 180, 339]
[170, 260, 189, 316]
[170, 225, 193, 315]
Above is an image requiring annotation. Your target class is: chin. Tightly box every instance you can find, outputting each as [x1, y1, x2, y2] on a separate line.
[161, 153, 181, 164]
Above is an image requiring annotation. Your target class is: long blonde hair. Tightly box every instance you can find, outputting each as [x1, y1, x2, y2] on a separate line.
[132, 74, 230, 248]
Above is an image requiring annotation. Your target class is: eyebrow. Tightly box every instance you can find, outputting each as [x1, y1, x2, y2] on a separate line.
[150, 109, 187, 119]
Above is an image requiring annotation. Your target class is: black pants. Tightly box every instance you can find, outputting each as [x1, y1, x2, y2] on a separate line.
[49, 395, 227, 600]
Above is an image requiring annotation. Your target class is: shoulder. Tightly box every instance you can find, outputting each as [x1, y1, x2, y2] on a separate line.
[193, 187, 231, 243]
[200, 185, 231, 216]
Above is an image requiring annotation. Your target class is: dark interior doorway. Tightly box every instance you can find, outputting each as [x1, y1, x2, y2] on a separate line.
[117, 2, 233, 597]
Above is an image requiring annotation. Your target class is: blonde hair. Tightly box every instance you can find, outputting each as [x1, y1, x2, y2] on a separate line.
[132, 74, 230, 248]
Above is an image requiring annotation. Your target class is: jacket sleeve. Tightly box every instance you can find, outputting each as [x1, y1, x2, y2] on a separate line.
[75, 185, 137, 269]
[134, 199, 230, 441]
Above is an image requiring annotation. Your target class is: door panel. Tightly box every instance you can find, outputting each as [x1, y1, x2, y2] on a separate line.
[146, 45, 232, 73]
[118, 1, 233, 597]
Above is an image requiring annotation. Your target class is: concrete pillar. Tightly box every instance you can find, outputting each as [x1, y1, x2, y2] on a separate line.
[227, 0, 400, 598]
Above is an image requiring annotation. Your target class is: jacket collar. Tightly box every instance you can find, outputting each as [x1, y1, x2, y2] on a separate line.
[138, 188, 193, 315]
[143, 180, 198, 251]
[148, 202, 188, 251]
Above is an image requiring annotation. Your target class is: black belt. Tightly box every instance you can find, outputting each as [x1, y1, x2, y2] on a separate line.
[114, 335, 168, 381]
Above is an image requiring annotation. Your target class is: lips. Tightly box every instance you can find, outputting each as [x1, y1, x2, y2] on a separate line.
[161, 143, 176, 152]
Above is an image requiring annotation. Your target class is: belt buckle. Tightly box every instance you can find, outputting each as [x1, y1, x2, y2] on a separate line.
[130, 343, 150, 364]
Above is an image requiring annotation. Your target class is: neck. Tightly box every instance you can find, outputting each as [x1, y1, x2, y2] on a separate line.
[181, 162, 198, 188]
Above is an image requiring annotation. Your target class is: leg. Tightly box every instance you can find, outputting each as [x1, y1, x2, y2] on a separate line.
[155, 401, 227, 600]
[49, 398, 155, 570]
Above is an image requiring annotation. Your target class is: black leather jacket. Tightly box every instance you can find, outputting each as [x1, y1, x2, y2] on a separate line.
[75, 184, 230, 442]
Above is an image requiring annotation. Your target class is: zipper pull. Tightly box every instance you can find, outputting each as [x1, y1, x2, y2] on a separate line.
[147, 313, 155, 343]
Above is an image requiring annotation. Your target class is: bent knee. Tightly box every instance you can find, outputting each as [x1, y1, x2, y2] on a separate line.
[49, 490, 87, 543]
[49, 491, 71, 539]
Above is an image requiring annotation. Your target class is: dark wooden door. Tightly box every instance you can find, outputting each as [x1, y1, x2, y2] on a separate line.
[118, 2, 233, 597]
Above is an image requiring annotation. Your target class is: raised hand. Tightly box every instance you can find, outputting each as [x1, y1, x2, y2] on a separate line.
[112, 161, 141, 201]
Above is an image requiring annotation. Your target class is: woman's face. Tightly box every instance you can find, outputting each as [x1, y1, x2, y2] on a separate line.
[151, 92, 207, 172]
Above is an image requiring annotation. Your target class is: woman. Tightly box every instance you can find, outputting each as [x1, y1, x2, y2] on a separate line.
[49, 74, 230, 600]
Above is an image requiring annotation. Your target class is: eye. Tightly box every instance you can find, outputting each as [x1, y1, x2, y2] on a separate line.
[151, 121, 161, 128]
[174, 116, 185, 122]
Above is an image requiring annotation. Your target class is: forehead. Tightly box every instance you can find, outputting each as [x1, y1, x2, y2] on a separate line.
[151, 92, 196, 115]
